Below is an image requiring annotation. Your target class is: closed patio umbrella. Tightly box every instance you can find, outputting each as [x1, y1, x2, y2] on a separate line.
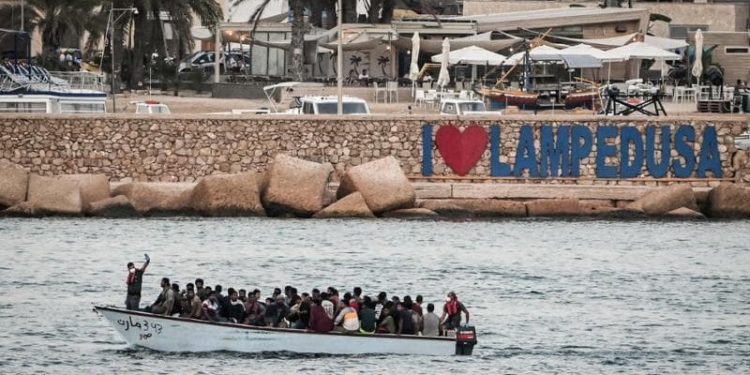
[436, 38, 451, 89]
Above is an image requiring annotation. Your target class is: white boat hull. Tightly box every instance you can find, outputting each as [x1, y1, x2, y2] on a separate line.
[95, 306, 460, 356]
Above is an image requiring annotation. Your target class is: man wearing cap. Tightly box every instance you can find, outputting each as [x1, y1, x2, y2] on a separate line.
[125, 253, 150, 310]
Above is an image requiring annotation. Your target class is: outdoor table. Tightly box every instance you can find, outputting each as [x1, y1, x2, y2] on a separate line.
[603, 87, 667, 116]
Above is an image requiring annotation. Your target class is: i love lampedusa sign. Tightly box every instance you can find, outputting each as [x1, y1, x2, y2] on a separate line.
[422, 123, 723, 178]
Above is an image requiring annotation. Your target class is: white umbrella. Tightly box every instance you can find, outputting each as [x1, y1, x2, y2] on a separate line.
[436, 38, 450, 88]
[608, 41, 681, 79]
[430, 45, 506, 84]
[691, 29, 703, 85]
[430, 45, 506, 65]
[608, 42, 681, 60]
[560, 44, 623, 62]
[409, 32, 420, 80]
[503, 45, 559, 66]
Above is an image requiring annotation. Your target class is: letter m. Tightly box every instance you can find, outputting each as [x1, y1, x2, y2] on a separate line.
[539, 125, 570, 177]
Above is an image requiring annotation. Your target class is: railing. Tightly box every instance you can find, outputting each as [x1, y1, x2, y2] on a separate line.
[47, 71, 105, 92]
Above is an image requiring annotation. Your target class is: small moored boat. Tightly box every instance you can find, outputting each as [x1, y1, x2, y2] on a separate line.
[94, 305, 477, 356]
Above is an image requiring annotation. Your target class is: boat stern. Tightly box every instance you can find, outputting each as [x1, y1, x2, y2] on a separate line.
[455, 325, 478, 355]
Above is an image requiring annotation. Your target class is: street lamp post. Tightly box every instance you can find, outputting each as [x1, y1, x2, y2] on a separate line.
[336, 0, 343, 115]
[108, 6, 138, 113]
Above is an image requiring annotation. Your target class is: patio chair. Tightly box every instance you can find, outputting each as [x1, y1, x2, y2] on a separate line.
[424, 89, 438, 107]
[386, 81, 399, 103]
[414, 89, 426, 107]
[374, 81, 387, 103]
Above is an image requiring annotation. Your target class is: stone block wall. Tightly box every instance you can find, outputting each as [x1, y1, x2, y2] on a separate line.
[0, 114, 746, 183]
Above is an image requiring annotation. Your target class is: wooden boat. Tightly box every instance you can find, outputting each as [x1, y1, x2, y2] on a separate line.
[563, 90, 600, 109]
[476, 87, 539, 108]
[94, 305, 478, 356]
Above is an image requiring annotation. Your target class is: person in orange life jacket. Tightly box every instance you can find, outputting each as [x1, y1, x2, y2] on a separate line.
[334, 296, 360, 333]
[439, 291, 470, 332]
[125, 253, 150, 310]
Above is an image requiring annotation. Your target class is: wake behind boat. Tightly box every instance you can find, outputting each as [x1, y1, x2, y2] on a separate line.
[94, 305, 477, 356]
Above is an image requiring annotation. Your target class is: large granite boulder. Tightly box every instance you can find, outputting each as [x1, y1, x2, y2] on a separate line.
[2, 201, 37, 217]
[112, 182, 195, 215]
[27, 174, 82, 215]
[59, 174, 110, 212]
[88, 196, 139, 218]
[381, 208, 439, 218]
[628, 184, 697, 215]
[579, 199, 617, 216]
[706, 183, 750, 218]
[336, 156, 415, 214]
[419, 200, 472, 218]
[262, 154, 333, 217]
[455, 199, 527, 217]
[525, 199, 580, 217]
[192, 172, 266, 217]
[313, 192, 375, 218]
[0, 161, 29, 209]
[665, 207, 706, 219]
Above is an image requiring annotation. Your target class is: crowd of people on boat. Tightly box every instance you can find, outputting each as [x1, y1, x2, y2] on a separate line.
[125, 255, 470, 336]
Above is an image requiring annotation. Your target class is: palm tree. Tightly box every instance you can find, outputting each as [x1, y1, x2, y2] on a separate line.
[377, 55, 389, 77]
[125, 0, 223, 89]
[349, 54, 362, 74]
[0, 0, 104, 53]
[233, 0, 306, 80]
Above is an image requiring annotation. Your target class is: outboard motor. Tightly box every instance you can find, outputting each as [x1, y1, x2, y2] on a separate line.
[454, 325, 477, 355]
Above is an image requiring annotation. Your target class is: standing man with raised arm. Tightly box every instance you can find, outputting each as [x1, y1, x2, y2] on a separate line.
[125, 253, 150, 310]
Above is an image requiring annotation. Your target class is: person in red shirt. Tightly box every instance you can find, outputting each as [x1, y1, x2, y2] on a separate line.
[307, 297, 333, 333]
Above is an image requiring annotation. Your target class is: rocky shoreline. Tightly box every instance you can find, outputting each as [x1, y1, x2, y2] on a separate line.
[1, 156, 750, 220]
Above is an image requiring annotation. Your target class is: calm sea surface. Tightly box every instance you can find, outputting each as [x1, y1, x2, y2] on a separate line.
[0, 218, 749, 374]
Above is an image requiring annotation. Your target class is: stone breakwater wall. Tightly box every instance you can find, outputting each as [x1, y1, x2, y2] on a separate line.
[0, 114, 748, 183]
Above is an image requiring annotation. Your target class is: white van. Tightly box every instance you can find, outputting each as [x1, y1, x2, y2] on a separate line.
[439, 99, 500, 116]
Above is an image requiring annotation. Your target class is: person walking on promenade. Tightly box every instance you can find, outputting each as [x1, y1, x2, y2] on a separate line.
[125, 253, 150, 310]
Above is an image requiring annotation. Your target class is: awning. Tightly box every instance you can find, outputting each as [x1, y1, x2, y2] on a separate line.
[392, 32, 522, 54]
[242, 28, 338, 50]
[318, 31, 392, 51]
[504, 45, 602, 68]
[540, 32, 688, 50]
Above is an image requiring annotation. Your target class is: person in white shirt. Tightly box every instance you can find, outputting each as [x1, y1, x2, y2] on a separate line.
[321, 292, 335, 320]
[334, 298, 360, 333]
[421, 303, 441, 337]
[358, 69, 370, 80]
[201, 291, 220, 321]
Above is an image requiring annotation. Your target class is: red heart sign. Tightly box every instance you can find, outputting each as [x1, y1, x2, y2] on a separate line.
[435, 124, 488, 176]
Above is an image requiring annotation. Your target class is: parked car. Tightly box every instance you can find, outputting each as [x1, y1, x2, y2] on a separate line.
[178, 51, 250, 74]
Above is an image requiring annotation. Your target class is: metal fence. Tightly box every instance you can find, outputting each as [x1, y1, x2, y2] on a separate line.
[47, 71, 106, 91]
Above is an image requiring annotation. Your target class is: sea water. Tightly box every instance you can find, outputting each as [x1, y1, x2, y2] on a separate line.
[1, 218, 748, 374]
